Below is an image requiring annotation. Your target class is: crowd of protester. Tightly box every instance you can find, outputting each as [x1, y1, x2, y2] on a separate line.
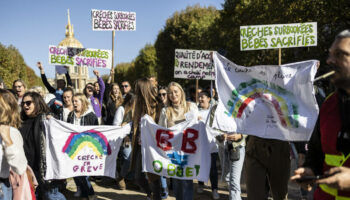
[0, 29, 350, 200]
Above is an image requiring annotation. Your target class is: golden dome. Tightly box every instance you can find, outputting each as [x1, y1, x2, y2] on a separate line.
[58, 9, 83, 48]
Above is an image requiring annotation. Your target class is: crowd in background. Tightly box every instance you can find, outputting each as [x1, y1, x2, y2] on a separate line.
[0, 29, 350, 200]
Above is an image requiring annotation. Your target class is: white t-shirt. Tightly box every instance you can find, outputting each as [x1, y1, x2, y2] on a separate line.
[0, 127, 27, 178]
[113, 106, 125, 126]
[62, 107, 72, 122]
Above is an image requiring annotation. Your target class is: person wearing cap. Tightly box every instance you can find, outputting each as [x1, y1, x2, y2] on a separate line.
[291, 29, 350, 199]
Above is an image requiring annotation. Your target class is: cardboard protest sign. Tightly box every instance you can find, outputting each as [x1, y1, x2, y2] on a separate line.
[91, 9, 136, 31]
[48, 46, 112, 69]
[140, 114, 214, 182]
[240, 22, 317, 51]
[174, 49, 215, 80]
[213, 52, 319, 141]
[44, 118, 130, 179]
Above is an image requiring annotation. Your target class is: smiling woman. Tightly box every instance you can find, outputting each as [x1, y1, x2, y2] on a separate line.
[158, 81, 198, 200]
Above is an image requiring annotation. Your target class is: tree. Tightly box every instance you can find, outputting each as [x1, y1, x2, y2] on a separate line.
[134, 44, 157, 78]
[209, 0, 349, 93]
[212, 0, 349, 69]
[0, 43, 42, 89]
[154, 5, 219, 85]
[114, 62, 137, 86]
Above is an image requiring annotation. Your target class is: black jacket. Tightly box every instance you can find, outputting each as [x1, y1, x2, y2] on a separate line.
[67, 110, 98, 126]
[19, 114, 47, 185]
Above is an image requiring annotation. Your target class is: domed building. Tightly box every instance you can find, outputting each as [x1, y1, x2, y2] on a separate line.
[56, 9, 90, 92]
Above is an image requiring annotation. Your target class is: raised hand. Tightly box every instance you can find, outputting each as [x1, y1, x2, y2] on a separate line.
[93, 70, 100, 78]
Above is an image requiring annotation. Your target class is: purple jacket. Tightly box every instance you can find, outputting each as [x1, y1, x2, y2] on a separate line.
[90, 77, 105, 118]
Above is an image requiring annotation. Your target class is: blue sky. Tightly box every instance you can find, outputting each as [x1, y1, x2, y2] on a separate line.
[0, 0, 224, 78]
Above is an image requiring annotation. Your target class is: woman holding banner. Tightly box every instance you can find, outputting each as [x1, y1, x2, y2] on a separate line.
[67, 93, 98, 200]
[158, 82, 198, 200]
[20, 91, 66, 200]
[130, 78, 162, 200]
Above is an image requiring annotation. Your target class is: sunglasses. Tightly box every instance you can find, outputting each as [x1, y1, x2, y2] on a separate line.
[159, 93, 167, 97]
[121, 85, 129, 88]
[21, 100, 33, 107]
[87, 86, 93, 90]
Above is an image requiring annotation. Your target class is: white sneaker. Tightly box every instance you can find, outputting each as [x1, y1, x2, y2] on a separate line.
[73, 186, 81, 197]
[212, 189, 220, 200]
[197, 185, 204, 193]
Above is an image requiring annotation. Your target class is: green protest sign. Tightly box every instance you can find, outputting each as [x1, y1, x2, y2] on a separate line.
[49, 46, 112, 69]
[240, 22, 317, 51]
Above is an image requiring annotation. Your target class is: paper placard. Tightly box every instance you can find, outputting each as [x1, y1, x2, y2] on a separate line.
[92, 9, 136, 31]
[174, 49, 215, 80]
[49, 46, 112, 69]
[240, 22, 317, 51]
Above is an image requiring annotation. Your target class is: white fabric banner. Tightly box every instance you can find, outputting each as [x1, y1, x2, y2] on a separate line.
[44, 118, 130, 180]
[140, 115, 212, 182]
[213, 52, 319, 141]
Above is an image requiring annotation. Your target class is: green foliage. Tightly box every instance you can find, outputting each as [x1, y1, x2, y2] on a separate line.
[212, 0, 349, 72]
[0, 43, 43, 89]
[25, 66, 43, 88]
[134, 44, 157, 78]
[209, 0, 349, 93]
[154, 4, 219, 85]
[114, 62, 136, 86]
[0, 43, 42, 89]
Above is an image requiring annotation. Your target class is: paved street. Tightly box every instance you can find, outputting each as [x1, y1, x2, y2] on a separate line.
[62, 158, 308, 200]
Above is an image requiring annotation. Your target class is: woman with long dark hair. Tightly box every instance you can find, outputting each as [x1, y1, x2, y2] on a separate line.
[19, 91, 66, 200]
[83, 70, 105, 124]
[105, 83, 123, 125]
[130, 78, 162, 200]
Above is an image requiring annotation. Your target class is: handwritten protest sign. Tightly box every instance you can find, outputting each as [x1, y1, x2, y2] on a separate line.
[213, 52, 319, 141]
[44, 118, 130, 179]
[174, 49, 215, 80]
[240, 22, 317, 51]
[141, 115, 213, 182]
[91, 9, 136, 31]
[48, 45, 112, 69]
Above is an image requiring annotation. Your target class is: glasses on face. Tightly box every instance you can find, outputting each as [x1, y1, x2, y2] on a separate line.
[159, 93, 167, 97]
[87, 87, 93, 91]
[21, 100, 33, 107]
[121, 85, 129, 88]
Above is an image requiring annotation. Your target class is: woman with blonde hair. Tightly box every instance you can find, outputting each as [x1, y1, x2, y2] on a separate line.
[158, 81, 198, 200]
[67, 93, 98, 199]
[130, 78, 162, 200]
[0, 89, 28, 199]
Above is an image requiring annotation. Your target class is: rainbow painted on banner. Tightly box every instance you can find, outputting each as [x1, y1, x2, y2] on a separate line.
[226, 79, 299, 128]
[62, 130, 111, 159]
